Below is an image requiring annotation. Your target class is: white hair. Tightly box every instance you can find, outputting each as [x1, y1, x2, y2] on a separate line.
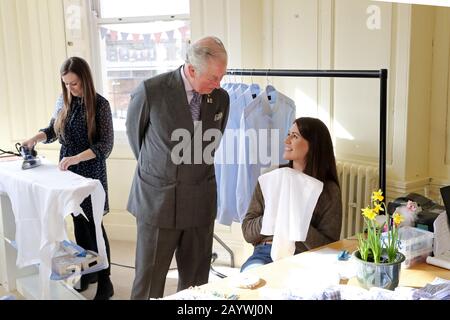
[185, 36, 227, 74]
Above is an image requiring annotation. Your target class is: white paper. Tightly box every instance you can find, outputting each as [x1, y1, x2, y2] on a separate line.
[427, 213, 450, 270]
[426, 252, 450, 270]
[433, 212, 450, 256]
[292, 247, 357, 280]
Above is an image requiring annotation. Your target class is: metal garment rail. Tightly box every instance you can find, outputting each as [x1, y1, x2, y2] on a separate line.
[226, 68, 388, 198]
[212, 68, 387, 272]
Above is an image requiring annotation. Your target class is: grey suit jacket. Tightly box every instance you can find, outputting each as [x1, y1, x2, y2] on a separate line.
[126, 66, 230, 229]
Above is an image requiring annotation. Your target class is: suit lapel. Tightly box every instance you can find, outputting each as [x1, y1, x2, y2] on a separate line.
[166, 68, 225, 137]
[167, 67, 194, 136]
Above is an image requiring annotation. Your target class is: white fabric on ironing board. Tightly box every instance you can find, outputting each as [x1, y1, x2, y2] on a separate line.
[259, 167, 323, 261]
[0, 158, 107, 300]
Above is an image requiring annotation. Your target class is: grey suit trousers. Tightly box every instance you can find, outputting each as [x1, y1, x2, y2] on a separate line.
[130, 220, 214, 299]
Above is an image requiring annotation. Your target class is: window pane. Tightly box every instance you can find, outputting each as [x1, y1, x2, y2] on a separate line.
[98, 21, 190, 130]
[99, 0, 189, 18]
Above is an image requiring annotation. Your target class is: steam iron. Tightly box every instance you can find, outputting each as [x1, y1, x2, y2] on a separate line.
[19, 145, 41, 170]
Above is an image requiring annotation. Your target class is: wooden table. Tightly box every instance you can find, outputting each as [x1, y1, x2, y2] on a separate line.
[195, 239, 450, 299]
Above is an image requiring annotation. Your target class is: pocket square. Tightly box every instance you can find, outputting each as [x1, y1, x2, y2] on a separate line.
[214, 112, 223, 121]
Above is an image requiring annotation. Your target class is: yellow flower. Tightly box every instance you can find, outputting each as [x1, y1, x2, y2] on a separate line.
[357, 189, 401, 264]
[361, 207, 377, 220]
[372, 189, 384, 202]
[393, 212, 404, 226]
[373, 203, 384, 213]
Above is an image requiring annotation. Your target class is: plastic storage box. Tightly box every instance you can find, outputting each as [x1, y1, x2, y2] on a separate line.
[397, 226, 434, 268]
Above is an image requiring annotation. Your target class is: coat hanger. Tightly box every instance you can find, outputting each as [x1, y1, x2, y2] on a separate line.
[265, 69, 275, 101]
[250, 69, 257, 99]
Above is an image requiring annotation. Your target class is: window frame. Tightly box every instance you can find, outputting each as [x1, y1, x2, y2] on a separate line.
[89, 0, 190, 145]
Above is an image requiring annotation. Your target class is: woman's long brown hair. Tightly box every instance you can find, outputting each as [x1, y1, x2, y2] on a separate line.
[54, 57, 97, 144]
[290, 117, 340, 187]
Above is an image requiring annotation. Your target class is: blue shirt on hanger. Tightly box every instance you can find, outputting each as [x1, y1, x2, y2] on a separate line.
[215, 86, 250, 225]
[235, 86, 296, 221]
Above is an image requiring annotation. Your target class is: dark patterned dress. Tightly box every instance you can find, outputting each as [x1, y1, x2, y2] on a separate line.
[40, 94, 114, 215]
[40, 93, 114, 277]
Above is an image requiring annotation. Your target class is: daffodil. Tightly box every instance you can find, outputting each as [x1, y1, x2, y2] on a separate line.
[361, 207, 377, 220]
[357, 190, 404, 263]
[373, 203, 384, 213]
[372, 189, 384, 202]
[393, 212, 404, 226]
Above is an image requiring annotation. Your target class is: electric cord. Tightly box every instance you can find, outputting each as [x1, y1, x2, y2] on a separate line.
[110, 262, 177, 271]
[110, 252, 227, 276]
[0, 153, 18, 158]
[110, 262, 134, 269]
[0, 143, 26, 158]
[0, 145, 20, 157]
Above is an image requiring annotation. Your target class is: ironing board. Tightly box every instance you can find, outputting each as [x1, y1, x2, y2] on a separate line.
[0, 158, 107, 299]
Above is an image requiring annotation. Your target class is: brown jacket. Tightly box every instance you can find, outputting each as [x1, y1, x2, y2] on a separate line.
[241, 175, 342, 254]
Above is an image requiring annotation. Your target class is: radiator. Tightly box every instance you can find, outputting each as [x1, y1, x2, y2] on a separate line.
[336, 161, 379, 239]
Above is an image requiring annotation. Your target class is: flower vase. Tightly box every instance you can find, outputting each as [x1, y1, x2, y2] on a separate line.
[352, 250, 406, 290]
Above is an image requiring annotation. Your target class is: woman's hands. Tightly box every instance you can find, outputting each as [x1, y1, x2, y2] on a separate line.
[22, 132, 46, 149]
[58, 155, 81, 171]
[21, 138, 37, 149]
[58, 149, 96, 170]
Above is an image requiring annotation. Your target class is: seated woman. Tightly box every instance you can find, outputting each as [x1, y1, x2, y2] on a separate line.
[241, 117, 342, 272]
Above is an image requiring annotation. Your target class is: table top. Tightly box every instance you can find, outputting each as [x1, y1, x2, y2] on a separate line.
[195, 239, 450, 299]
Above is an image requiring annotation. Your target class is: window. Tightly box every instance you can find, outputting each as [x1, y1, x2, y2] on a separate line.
[92, 0, 190, 131]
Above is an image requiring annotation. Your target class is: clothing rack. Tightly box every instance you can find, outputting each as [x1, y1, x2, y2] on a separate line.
[226, 68, 388, 197]
[212, 68, 387, 273]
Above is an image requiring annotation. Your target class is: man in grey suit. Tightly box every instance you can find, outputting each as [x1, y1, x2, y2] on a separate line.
[126, 36, 229, 299]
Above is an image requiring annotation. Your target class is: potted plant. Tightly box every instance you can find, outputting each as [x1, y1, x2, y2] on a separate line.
[353, 190, 406, 290]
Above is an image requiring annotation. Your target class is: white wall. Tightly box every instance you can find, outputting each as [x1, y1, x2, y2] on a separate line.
[428, 6, 450, 200]
[0, 0, 66, 154]
[404, 5, 434, 190]
[334, 0, 392, 162]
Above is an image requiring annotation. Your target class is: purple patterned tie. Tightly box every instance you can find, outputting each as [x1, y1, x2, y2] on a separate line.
[189, 91, 202, 121]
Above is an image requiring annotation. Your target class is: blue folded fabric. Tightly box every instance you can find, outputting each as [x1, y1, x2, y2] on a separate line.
[337, 250, 350, 261]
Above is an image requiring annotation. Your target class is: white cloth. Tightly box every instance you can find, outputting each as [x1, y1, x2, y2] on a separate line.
[0, 159, 107, 270]
[259, 168, 323, 261]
